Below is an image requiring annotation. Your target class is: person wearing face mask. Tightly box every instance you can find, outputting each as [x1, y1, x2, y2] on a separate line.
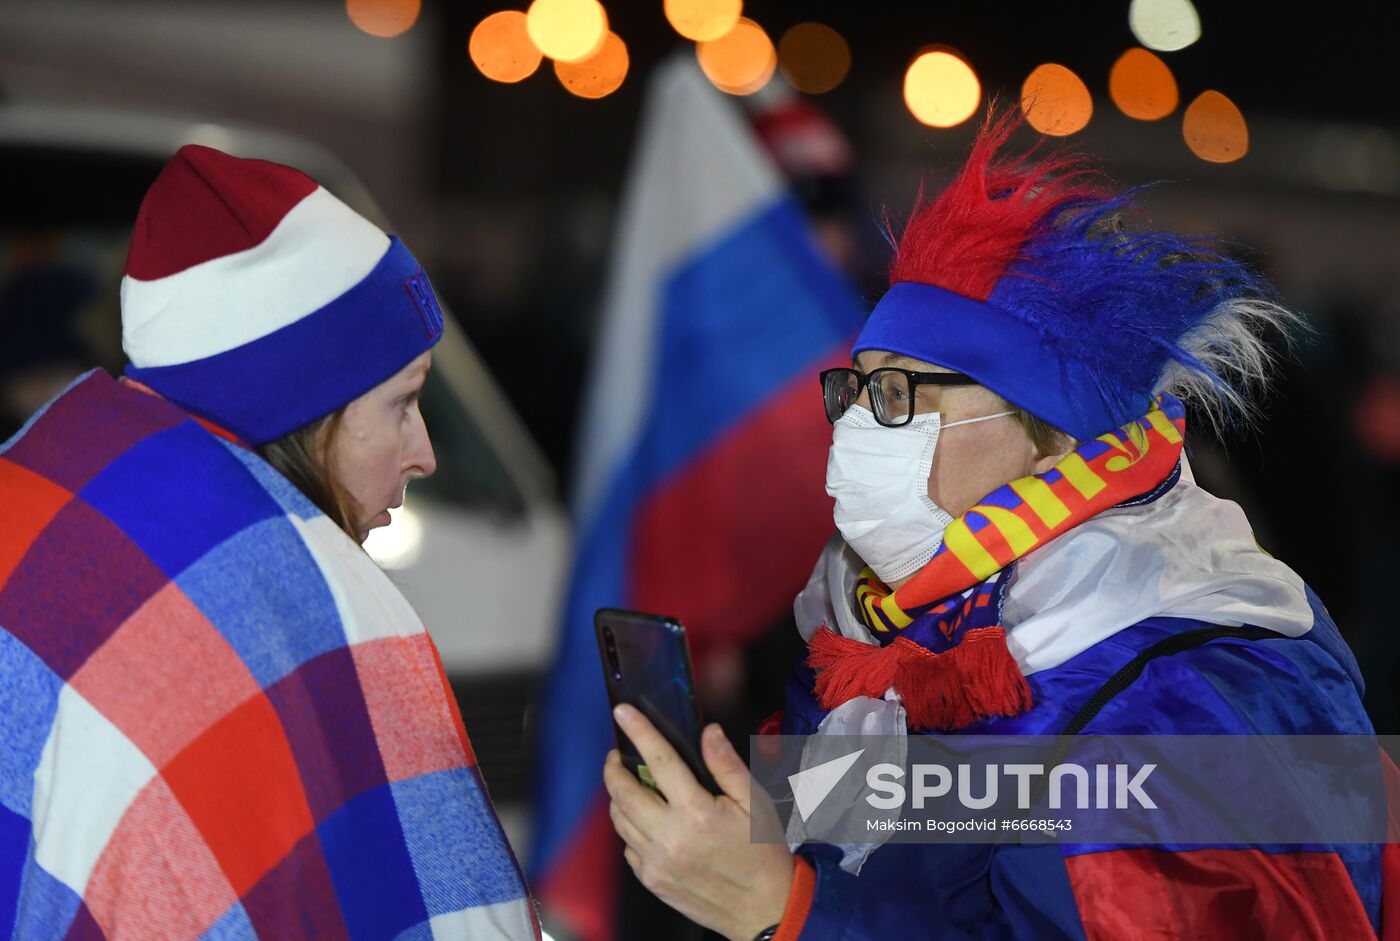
[602, 114, 1391, 940]
[0, 146, 539, 938]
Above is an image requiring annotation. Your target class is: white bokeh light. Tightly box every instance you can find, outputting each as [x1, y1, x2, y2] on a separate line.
[1128, 0, 1202, 52]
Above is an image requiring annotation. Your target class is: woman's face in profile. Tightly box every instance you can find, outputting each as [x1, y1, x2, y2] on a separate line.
[327, 351, 436, 543]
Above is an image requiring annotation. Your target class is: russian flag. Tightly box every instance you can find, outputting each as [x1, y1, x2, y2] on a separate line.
[529, 59, 862, 940]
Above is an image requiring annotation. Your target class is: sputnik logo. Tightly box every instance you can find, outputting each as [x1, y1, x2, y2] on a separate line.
[787, 749, 866, 822]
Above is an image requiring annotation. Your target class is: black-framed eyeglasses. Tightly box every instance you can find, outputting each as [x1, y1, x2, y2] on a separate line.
[820, 367, 978, 427]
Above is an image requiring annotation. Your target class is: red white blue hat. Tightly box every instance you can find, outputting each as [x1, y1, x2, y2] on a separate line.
[121, 144, 445, 445]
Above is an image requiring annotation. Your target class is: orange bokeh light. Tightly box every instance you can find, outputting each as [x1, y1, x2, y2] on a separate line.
[526, 0, 608, 63]
[903, 50, 980, 128]
[1021, 63, 1092, 137]
[346, 0, 420, 38]
[1109, 48, 1178, 121]
[1183, 90, 1248, 163]
[696, 17, 776, 96]
[665, 0, 742, 42]
[555, 31, 629, 99]
[470, 11, 544, 84]
[777, 22, 851, 95]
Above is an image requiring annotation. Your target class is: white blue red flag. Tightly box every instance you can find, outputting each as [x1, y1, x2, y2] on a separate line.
[529, 58, 862, 940]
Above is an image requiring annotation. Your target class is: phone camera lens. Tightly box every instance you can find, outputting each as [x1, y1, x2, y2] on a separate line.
[603, 627, 622, 680]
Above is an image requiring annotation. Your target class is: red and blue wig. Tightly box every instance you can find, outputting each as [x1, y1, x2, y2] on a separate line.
[856, 113, 1274, 441]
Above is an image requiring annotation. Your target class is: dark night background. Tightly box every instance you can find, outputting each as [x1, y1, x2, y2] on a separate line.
[2, 5, 1398, 937]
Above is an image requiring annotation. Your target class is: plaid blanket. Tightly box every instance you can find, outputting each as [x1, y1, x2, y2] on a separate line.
[0, 370, 538, 939]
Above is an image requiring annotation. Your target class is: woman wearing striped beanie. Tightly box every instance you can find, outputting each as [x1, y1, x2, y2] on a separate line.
[0, 146, 538, 938]
[602, 115, 1393, 940]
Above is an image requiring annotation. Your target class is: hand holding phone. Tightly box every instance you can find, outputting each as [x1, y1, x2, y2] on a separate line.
[595, 607, 721, 795]
[598, 618, 796, 941]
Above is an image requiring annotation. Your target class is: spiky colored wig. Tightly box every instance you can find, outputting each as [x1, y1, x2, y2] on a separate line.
[855, 112, 1295, 440]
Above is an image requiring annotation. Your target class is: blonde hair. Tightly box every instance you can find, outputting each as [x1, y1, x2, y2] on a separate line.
[255, 409, 360, 537]
[1011, 405, 1074, 459]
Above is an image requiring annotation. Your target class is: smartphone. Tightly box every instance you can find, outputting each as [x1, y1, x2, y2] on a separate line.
[595, 608, 720, 796]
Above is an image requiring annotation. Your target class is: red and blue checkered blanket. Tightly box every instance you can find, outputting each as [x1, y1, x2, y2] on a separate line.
[0, 370, 538, 939]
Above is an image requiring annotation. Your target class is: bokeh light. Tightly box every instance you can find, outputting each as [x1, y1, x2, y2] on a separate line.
[526, 0, 608, 63]
[1109, 48, 1178, 120]
[470, 11, 544, 84]
[1353, 377, 1400, 463]
[363, 505, 424, 569]
[665, 0, 742, 42]
[903, 50, 980, 128]
[555, 31, 629, 99]
[1128, 0, 1201, 52]
[777, 22, 851, 95]
[346, 0, 420, 38]
[1183, 90, 1248, 163]
[1021, 63, 1092, 136]
[696, 17, 776, 96]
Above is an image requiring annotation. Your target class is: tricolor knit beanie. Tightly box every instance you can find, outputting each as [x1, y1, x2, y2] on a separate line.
[121, 144, 445, 445]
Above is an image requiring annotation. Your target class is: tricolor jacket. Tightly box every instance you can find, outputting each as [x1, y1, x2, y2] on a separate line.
[773, 410, 1392, 939]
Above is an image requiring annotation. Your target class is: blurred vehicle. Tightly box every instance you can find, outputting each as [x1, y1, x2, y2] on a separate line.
[0, 102, 569, 812]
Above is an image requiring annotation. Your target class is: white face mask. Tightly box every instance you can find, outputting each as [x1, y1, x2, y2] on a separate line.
[825, 404, 1014, 584]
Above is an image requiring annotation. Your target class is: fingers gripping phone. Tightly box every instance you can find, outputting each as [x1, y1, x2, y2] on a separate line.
[595, 608, 721, 796]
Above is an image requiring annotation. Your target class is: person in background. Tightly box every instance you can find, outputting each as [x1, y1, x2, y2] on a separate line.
[601, 114, 1390, 939]
[0, 145, 538, 939]
[746, 84, 864, 282]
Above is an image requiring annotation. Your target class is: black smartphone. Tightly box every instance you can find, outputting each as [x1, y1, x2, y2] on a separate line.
[595, 607, 720, 796]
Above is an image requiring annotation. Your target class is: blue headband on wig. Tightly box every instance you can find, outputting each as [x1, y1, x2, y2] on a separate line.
[853, 280, 1153, 442]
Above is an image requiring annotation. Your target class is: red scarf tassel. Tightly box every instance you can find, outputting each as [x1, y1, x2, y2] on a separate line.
[807, 627, 1033, 732]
